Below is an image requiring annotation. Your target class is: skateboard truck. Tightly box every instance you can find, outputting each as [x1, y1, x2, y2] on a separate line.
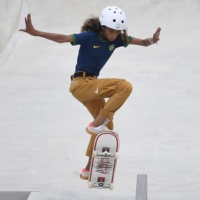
[90, 177, 114, 189]
[98, 147, 113, 157]
[91, 177, 110, 188]
[98, 177, 105, 187]
[93, 147, 119, 159]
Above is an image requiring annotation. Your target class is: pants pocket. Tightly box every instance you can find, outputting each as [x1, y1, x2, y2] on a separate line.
[69, 80, 79, 92]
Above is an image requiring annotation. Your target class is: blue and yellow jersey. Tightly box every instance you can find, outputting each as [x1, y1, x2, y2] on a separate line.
[71, 31, 133, 76]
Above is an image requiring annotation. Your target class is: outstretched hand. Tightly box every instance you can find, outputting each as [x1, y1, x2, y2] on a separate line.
[19, 13, 37, 35]
[152, 27, 161, 43]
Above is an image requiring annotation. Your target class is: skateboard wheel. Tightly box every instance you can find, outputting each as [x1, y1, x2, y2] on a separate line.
[115, 152, 119, 159]
[109, 183, 114, 190]
[88, 181, 93, 188]
[99, 182, 104, 187]
[93, 151, 97, 158]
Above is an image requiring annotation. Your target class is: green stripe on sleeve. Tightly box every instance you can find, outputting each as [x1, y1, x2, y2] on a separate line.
[124, 36, 133, 47]
[70, 34, 76, 46]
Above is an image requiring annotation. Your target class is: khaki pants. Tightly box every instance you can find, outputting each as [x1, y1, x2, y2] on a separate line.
[70, 76, 132, 157]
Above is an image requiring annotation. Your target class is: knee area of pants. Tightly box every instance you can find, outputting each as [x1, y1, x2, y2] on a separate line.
[120, 80, 133, 94]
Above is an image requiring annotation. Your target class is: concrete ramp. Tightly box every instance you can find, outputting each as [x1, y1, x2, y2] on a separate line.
[0, 0, 29, 66]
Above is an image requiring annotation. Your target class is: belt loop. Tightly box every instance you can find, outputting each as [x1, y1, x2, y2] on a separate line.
[83, 71, 86, 77]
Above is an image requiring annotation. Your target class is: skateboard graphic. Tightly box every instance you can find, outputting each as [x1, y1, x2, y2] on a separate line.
[88, 131, 119, 190]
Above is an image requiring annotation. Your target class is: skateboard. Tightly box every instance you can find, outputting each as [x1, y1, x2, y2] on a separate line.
[88, 131, 119, 190]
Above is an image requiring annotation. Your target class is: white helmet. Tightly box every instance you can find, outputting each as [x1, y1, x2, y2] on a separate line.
[99, 6, 127, 30]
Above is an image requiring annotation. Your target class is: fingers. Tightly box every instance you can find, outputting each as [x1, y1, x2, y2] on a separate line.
[152, 27, 161, 43]
[23, 13, 31, 24]
[25, 13, 31, 24]
[154, 27, 161, 37]
[27, 13, 31, 21]
[156, 27, 161, 34]
[19, 13, 33, 33]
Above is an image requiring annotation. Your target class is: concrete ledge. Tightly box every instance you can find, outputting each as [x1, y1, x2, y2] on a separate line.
[0, 191, 41, 200]
[136, 174, 147, 200]
[0, 192, 31, 200]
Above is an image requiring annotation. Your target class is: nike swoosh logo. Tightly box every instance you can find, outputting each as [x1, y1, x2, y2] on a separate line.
[95, 86, 98, 94]
[93, 45, 101, 48]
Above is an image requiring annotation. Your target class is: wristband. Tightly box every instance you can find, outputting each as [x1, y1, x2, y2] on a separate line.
[149, 38, 158, 45]
[148, 38, 154, 44]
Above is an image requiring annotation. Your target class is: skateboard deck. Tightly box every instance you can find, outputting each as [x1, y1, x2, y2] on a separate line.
[88, 131, 119, 190]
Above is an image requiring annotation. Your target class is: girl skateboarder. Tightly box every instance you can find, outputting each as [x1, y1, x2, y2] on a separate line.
[19, 6, 161, 180]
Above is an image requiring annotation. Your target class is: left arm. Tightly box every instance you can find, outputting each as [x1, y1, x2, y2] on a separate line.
[130, 27, 161, 47]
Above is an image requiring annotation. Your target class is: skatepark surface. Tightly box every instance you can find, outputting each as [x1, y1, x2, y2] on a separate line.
[0, 0, 200, 199]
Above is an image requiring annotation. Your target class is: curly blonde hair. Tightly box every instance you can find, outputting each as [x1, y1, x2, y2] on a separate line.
[81, 17, 130, 44]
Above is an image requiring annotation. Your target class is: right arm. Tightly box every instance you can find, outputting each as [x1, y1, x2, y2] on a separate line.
[19, 14, 73, 43]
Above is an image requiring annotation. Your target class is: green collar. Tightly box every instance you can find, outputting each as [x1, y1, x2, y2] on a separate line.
[98, 32, 109, 43]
